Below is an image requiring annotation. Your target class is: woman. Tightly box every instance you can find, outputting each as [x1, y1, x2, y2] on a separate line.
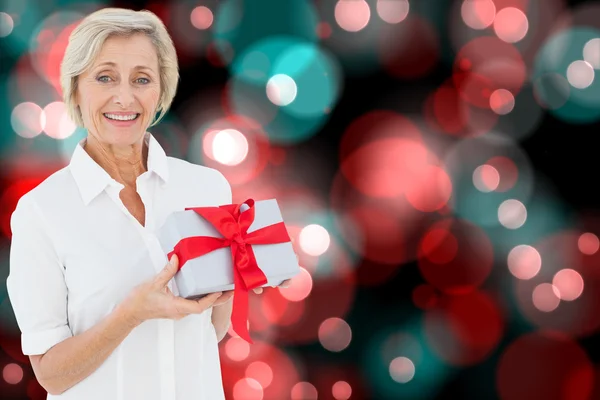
[7, 7, 287, 399]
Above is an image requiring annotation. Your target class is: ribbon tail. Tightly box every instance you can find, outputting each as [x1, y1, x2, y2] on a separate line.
[231, 266, 253, 344]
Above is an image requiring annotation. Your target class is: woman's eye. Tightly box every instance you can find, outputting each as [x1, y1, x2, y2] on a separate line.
[97, 76, 112, 83]
[136, 78, 150, 84]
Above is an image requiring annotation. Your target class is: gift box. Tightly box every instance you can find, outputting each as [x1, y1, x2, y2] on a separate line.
[157, 198, 300, 342]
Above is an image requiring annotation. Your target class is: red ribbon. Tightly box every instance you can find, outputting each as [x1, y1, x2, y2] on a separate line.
[166, 199, 291, 343]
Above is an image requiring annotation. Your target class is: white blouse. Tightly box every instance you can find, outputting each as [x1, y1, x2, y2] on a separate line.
[7, 133, 230, 400]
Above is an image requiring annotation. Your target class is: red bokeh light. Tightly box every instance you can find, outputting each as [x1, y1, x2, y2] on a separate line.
[198, 114, 271, 185]
[404, 165, 452, 212]
[486, 156, 518, 192]
[453, 36, 526, 108]
[424, 79, 499, 137]
[425, 290, 505, 366]
[412, 284, 439, 310]
[418, 218, 494, 294]
[339, 110, 422, 161]
[45, 22, 78, 95]
[220, 340, 300, 400]
[496, 331, 593, 400]
[0, 178, 46, 238]
[379, 15, 440, 79]
[513, 231, 600, 337]
[340, 137, 429, 199]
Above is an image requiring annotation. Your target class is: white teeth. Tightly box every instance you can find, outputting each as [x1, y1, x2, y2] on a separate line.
[104, 113, 138, 121]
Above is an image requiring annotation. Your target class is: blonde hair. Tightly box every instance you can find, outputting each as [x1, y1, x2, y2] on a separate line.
[60, 7, 179, 128]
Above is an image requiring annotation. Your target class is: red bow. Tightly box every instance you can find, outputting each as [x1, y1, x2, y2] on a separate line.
[167, 199, 291, 343]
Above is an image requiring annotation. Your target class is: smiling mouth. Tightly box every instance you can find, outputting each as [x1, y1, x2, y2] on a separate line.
[103, 113, 140, 121]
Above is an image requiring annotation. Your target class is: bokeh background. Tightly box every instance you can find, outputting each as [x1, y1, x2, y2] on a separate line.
[1, 0, 600, 399]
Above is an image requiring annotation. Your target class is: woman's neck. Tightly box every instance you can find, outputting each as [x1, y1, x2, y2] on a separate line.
[83, 134, 148, 188]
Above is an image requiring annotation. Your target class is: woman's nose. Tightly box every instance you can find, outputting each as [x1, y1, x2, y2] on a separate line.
[113, 83, 134, 108]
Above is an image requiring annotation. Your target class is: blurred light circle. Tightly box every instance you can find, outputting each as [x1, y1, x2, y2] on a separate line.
[213, 0, 318, 65]
[389, 356, 415, 383]
[513, 231, 600, 337]
[412, 284, 438, 310]
[278, 267, 313, 302]
[486, 156, 519, 192]
[299, 224, 330, 256]
[266, 74, 297, 106]
[190, 6, 213, 30]
[496, 331, 594, 400]
[245, 361, 273, 388]
[364, 330, 442, 399]
[3, 363, 23, 384]
[11, 102, 44, 138]
[376, 0, 409, 24]
[233, 378, 263, 400]
[291, 382, 318, 400]
[191, 114, 270, 185]
[260, 289, 305, 328]
[493, 7, 529, 43]
[444, 134, 534, 228]
[318, 317, 352, 352]
[271, 42, 342, 118]
[425, 79, 498, 137]
[228, 37, 342, 144]
[425, 290, 504, 365]
[532, 72, 571, 110]
[508, 245, 541, 280]
[261, 244, 356, 344]
[491, 82, 545, 141]
[418, 219, 494, 294]
[578, 232, 599, 255]
[340, 110, 422, 159]
[553, 269, 584, 301]
[0, 12, 14, 37]
[43, 101, 75, 139]
[337, 203, 406, 265]
[583, 38, 600, 69]
[473, 164, 500, 192]
[533, 28, 600, 123]
[532, 283, 561, 312]
[316, 22, 332, 39]
[220, 339, 300, 399]
[419, 227, 458, 265]
[566, 60, 595, 89]
[453, 37, 526, 109]
[208, 129, 249, 166]
[29, 11, 82, 90]
[332, 380, 352, 400]
[404, 165, 453, 212]
[379, 16, 440, 79]
[461, 0, 496, 30]
[489, 89, 515, 115]
[498, 199, 527, 229]
[335, 0, 370, 32]
[225, 337, 250, 361]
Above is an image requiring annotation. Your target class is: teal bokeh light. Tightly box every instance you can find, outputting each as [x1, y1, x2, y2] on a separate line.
[213, 0, 319, 64]
[363, 319, 451, 399]
[533, 27, 600, 124]
[227, 36, 342, 144]
[272, 42, 341, 118]
[444, 133, 535, 228]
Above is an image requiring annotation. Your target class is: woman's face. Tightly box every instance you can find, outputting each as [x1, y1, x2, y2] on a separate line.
[75, 33, 161, 147]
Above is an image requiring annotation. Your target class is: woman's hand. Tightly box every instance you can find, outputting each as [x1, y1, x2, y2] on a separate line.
[121, 254, 222, 327]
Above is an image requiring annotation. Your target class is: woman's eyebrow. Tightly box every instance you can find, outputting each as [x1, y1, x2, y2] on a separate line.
[94, 61, 156, 72]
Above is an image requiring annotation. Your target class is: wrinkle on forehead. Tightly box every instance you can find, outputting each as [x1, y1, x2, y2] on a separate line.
[94, 35, 159, 73]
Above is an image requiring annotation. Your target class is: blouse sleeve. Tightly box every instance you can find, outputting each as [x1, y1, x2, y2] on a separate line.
[6, 196, 73, 356]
